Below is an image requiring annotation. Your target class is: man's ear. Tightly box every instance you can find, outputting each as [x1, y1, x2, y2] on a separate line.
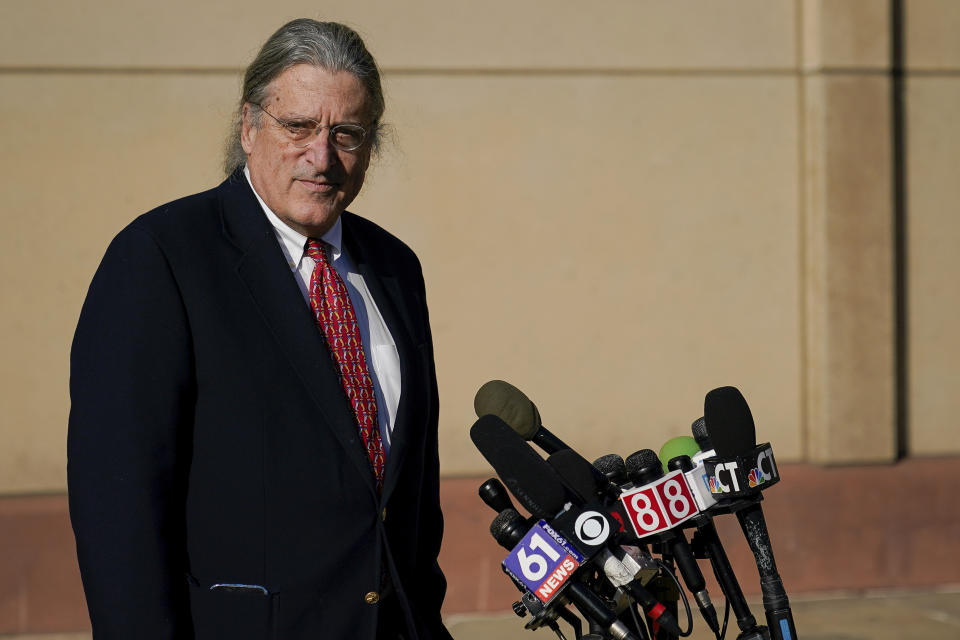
[240, 103, 257, 154]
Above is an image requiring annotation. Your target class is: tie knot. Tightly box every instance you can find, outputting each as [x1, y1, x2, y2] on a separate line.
[305, 238, 329, 264]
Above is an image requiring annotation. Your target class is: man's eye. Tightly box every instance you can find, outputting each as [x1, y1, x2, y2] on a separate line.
[284, 123, 313, 137]
[334, 131, 361, 146]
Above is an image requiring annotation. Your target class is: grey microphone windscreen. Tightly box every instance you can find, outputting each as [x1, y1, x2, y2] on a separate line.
[593, 453, 626, 479]
[490, 508, 525, 548]
[624, 448, 662, 478]
[473, 379, 541, 440]
[691, 417, 713, 450]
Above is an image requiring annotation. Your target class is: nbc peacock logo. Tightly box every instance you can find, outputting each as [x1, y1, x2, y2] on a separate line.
[708, 476, 721, 493]
[747, 468, 765, 488]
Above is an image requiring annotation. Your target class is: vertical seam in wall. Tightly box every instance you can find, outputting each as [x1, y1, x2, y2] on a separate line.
[795, 0, 809, 461]
[891, 0, 908, 459]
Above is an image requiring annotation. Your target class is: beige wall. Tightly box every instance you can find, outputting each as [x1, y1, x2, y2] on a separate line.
[0, 2, 956, 492]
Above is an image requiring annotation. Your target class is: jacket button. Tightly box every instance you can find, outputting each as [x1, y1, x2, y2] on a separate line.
[365, 591, 380, 604]
[381, 507, 387, 521]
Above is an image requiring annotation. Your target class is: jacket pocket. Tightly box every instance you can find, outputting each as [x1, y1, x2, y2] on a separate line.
[188, 575, 278, 640]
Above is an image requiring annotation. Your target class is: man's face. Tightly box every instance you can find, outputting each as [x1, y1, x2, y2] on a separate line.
[241, 64, 373, 238]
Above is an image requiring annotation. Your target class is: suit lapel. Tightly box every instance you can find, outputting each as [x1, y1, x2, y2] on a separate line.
[341, 215, 419, 503]
[218, 174, 379, 497]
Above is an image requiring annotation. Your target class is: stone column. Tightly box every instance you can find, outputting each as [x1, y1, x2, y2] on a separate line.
[800, 1, 897, 463]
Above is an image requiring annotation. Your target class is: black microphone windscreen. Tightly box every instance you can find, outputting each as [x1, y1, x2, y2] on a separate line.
[490, 508, 526, 549]
[691, 417, 713, 450]
[703, 386, 756, 457]
[624, 449, 662, 477]
[478, 478, 515, 514]
[593, 453, 626, 478]
[470, 414, 566, 518]
[547, 449, 600, 503]
[474, 380, 541, 440]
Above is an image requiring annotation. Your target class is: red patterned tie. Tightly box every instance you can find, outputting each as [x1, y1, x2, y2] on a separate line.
[306, 239, 385, 492]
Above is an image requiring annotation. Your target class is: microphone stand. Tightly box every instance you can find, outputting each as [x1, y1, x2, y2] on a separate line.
[734, 501, 797, 640]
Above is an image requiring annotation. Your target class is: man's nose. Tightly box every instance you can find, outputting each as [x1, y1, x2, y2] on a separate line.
[303, 128, 338, 168]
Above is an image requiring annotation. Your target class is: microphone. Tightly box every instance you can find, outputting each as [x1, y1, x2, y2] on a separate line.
[624, 450, 720, 636]
[704, 388, 755, 456]
[690, 417, 717, 466]
[657, 436, 717, 512]
[472, 415, 644, 639]
[695, 392, 780, 503]
[691, 417, 712, 451]
[667, 440, 766, 640]
[547, 448, 606, 503]
[620, 449, 701, 539]
[671, 412, 770, 639]
[704, 386, 798, 640]
[469, 414, 567, 519]
[700, 442, 781, 501]
[491, 504, 644, 640]
[547, 450, 684, 637]
[593, 453, 629, 487]
[474, 379, 570, 453]
[476, 381, 623, 505]
[548, 448, 625, 505]
[667, 449, 764, 639]
[479, 477, 518, 514]
[489, 508, 595, 639]
[490, 508, 532, 550]
[657, 436, 699, 474]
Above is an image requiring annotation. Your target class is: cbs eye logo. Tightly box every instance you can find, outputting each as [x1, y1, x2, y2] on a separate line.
[573, 511, 610, 546]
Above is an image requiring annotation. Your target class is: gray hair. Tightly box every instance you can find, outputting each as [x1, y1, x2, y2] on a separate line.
[224, 19, 386, 176]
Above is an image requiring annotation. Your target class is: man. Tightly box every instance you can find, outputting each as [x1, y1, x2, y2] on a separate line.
[68, 19, 453, 640]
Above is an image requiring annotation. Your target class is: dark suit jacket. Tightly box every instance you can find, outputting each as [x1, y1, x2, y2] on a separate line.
[68, 171, 452, 640]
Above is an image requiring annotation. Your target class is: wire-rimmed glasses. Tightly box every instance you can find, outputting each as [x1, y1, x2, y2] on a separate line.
[253, 103, 369, 152]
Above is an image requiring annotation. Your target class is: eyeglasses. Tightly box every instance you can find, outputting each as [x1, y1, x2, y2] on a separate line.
[253, 103, 369, 152]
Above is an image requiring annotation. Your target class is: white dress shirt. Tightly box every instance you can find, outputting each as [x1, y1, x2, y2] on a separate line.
[244, 167, 402, 454]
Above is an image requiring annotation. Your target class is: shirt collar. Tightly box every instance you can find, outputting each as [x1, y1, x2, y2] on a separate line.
[243, 165, 343, 269]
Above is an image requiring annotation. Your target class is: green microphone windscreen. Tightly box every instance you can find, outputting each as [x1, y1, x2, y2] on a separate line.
[658, 436, 700, 474]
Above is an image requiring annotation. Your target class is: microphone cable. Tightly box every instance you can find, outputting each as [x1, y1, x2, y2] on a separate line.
[719, 596, 730, 640]
[626, 599, 651, 640]
[652, 556, 694, 638]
